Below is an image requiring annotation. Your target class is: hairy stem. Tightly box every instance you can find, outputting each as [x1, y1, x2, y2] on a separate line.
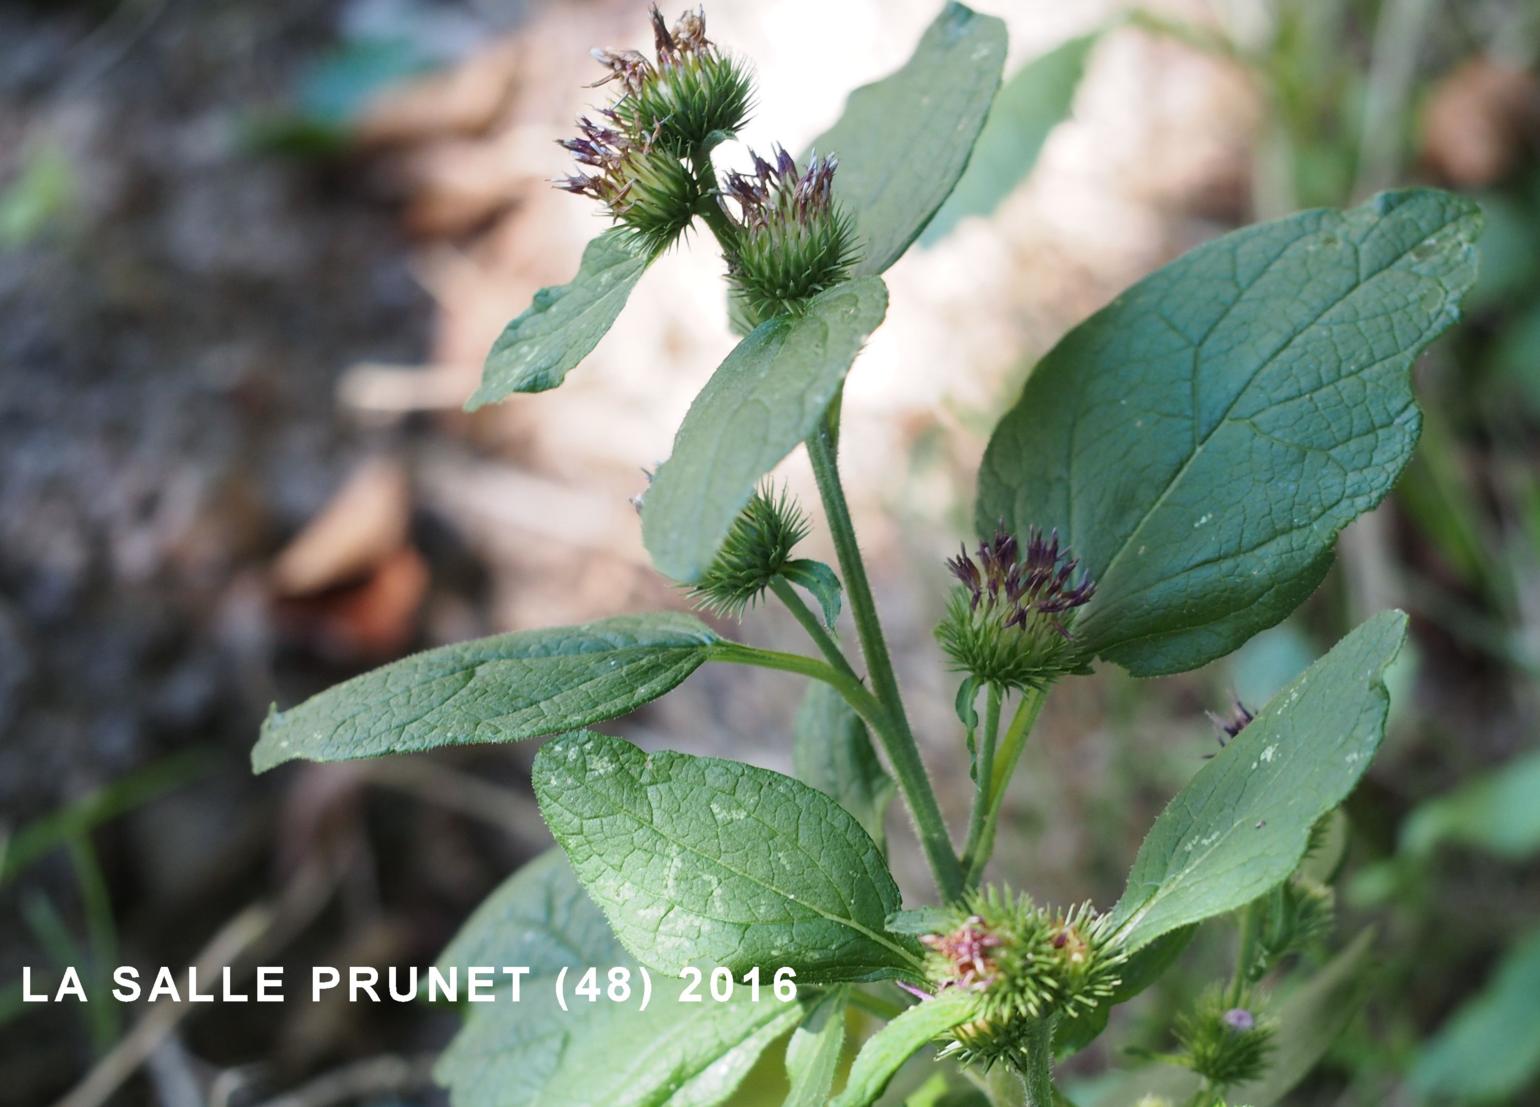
[688, 149, 740, 259]
[1230, 900, 1262, 1005]
[965, 685, 1048, 886]
[805, 402, 965, 900]
[769, 575, 852, 679]
[1020, 1018, 1057, 1107]
[710, 639, 962, 896]
[961, 683, 1003, 876]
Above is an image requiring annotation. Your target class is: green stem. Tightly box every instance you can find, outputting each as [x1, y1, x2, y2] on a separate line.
[805, 406, 964, 901]
[688, 149, 740, 258]
[961, 683, 1003, 875]
[965, 686, 1048, 886]
[1230, 900, 1261, 1005]
[713, 636, 961, 897]
[769, 575, 853, 679]
[709, 641, 883, 723]
[1020, 1018, 1057, 1107]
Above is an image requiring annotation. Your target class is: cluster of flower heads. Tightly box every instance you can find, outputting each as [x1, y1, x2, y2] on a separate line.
[936, 523, 1097, 691]
[914, 888, 1123, 1071]
[555, 7, 857, 318]
[722, 146, 858, 325]
[557, 6, 752, 255]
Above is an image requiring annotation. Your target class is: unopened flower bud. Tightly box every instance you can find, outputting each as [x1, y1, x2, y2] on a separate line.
[687, 484, 809, 618]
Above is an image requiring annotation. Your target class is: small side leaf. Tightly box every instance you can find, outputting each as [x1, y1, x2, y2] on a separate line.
[1056, 925, 1196, 1057]
[784, 987, 849, 1107]
[810, 2, 1007, 275]
[830, 991, 981, 1107]
[1411, 925, 1540, 1102]
[643, 277, 888, 583]
[781, 559, 843, 630]
[253, 613, 716, 771]
[534, 731, 922, 982]
[793, 683, 896, 850]
[1110, 611, 1406, 953]
[921, 33, 1096, 246]
[978, 189, 1480, 676]
[467, 228, 649, 408]
[1402, 747, 1540, 861]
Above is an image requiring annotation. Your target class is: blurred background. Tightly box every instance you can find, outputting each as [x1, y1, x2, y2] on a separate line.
[2, 0, 1538, 1103]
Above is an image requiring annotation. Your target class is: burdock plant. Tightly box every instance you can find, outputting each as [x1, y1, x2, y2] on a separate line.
[252, 4, 1481, 1105]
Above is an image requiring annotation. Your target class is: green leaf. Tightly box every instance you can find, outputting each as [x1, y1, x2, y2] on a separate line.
[781, 559, 844, 630]
[534, 731, 922, 983]
[252, 613, 716, 771]
[920, 33, 1096, 246]
[809, 2, 1007, 276]
[643, 277, 888, 583]
[1402, 747, 1540, 861]
[978, 190, 1480, 676]
[784, 987, 848, 1107]
[830, 991, 980, 1107]
[1412, 925, 1540, 1102]
[466, 228, 649, 408]
[438, 849, 623, 979]
[1110, 611, 1406, 953]
[436, 851, 802, 1107]
[793, 683, 896, 850]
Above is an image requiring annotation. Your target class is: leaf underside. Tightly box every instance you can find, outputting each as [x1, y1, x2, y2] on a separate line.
[467, 228, 649, 408]
[920, 32, 1096, 246]
[1111, 611, 1406, 953]
[642, 277, 888, 583]
[809, 2, 1007, 276]
[252, 613, 716, 771]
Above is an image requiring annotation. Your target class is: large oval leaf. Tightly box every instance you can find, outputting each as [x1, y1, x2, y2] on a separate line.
[534, 731, 922, 983]
[642, 277, 888, 583]
[436, 851, 800, 1107]
[253, 613, 716, 771]
[466, 228, 649, 408]
[1110, 611, 1406, 953]
[978, 190, 1479, 676]
[810, 3, 1006, 276]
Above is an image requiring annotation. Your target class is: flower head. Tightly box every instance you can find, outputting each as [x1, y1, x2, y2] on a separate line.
[936, 522, 1096, 690]
[722, 146, 858, 325]
[558, 6, 753, 254]
[921, 887, 1123, 1072]
[1172, 988, 1276, 1087]
[687, 484, 809, 618]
